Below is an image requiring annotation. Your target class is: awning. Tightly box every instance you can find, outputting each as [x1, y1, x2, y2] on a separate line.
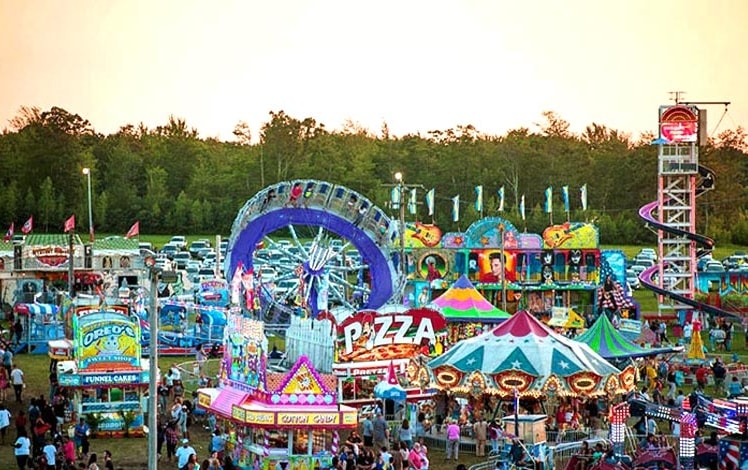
[48, 339, 73, 360]
[205, 387, 252, 420]
[14, 303, 59, 315]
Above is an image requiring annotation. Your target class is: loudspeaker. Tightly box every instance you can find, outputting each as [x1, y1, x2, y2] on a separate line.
[13, 245, 22, 270]
[84, 244, 93, 269]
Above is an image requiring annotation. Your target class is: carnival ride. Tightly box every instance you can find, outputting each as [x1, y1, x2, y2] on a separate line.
[225, 180, 402, 319]
[638, 104, 738, 319]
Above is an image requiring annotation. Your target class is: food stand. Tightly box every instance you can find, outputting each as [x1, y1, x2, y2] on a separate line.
[333, 308, 444, 410]
[198, 315, 358, 470]
[56, 306, 149, 436]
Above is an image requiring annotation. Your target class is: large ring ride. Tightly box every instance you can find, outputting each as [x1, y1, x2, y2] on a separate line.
[225, 180, 402, 314]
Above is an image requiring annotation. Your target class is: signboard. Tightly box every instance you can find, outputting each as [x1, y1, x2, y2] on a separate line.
[223, 315, 267, 392]
[73, 309, 141, 370]
[619, 319, 642, 335]
[336, 308, 446, 362]
[659, 105, 698, 143]
[58, 371, 148, 388]
[277, 412, 340, 426]
[31, 245, 70, 267]
[244, 410, 275, 425]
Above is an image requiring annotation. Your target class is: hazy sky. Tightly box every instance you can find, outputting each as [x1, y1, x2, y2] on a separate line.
[1, 0, 746, 142]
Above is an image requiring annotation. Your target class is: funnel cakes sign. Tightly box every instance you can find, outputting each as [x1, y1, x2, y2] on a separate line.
[336, 308, 446, 362]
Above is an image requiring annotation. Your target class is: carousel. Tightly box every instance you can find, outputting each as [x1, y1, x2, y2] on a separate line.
[427, 310, 637, 410]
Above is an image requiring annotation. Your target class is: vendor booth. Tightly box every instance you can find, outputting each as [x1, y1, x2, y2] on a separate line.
[333, 308, 444, 408]
[56, 306, 149, 436]
[199, 315, 357, 470]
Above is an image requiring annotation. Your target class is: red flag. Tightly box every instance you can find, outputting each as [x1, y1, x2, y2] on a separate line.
[63, 215, 75, 233]
[125, 221, 140, 239]
[3, 222, 13, 242]
[21, 216, 33, 234]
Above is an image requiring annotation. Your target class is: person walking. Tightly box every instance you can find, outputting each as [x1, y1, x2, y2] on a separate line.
[473, 417, 487, 457]
[0, 404, 11, 444]
[10, 364, 24, 403]
[176, 438, 197, 470]
[373, 413, 389, 450]
[446, 418, 461, 460]
[13, 428, 31, 470]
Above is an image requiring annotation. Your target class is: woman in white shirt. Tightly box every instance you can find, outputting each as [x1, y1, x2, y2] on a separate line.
[14, 428, 31, 470]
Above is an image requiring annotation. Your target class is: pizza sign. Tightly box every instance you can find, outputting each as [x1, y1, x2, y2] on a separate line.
[336, 308, 446, 362]
[659, 105, 698, 143]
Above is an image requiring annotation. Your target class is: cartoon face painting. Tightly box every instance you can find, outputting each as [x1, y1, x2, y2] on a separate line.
[98, 335, 121, 355]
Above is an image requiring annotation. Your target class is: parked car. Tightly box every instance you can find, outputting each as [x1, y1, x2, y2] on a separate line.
[169, 236, 187, 250]
[259, 266, 277, 284]
[625, 269, 641, 289]
[173, 252, 191, 269]
[159, 243, 179, 260]
[138, 241, 153, 251]
[274, 279, 299, 299]
[638, 248, 657, 261]
[704, 261, 725, 272]
[189, 240, 210, 258]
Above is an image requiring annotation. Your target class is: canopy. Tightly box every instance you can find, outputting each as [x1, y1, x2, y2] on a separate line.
[374, 362, 406, 401]
[574, 314, 680, 360]
[429, 275, 510, 322]
[428, 310, 635, 398]
[13, 303, 59, 315]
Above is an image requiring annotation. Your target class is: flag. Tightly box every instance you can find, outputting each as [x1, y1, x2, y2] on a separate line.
[580, 184, 588, 211]
[474, 185, 483, 212]
[125, 221, 140, 239]
[408, 188, 417, 215]
[63, 215, 75, 233]
[497, 186, 505, 212]
[544, 186, 553, 213]
[519, 195, 526, 221]
[720, 438, 748, 468]
[21, 216, 33, 234]
[390, 187, 401, 210]
[425, 189, 435, 216]
[3, 222, 13, 242]
[562, 185, 570, 212]
[452, 195, 460, 222]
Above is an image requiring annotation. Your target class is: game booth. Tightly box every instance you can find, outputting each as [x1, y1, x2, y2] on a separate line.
[333, 307, 444, 411]
[198, 315, 358, 470]
[56, 305, 149, 436]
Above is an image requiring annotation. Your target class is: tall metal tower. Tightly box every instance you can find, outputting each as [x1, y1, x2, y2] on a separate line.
[655, 104, 702, 314]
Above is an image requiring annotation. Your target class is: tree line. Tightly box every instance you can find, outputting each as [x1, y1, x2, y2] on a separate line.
[1, 106, 747, 246]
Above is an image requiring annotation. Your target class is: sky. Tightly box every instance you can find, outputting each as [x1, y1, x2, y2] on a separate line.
[1, 0, 747, 142]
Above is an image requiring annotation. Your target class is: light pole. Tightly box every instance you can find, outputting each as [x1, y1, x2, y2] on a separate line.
[82, 168, 94, 242]
[144, 258, 160, 470]
[394, 172, 406, 277]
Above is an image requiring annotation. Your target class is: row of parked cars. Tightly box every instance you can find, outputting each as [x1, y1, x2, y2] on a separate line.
[625, 248, 748, 290]
[148, 236, 229, 283]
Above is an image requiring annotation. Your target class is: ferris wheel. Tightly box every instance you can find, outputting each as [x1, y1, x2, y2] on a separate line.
[225, 180, 403, 315]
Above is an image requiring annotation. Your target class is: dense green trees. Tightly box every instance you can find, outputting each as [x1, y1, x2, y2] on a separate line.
[1, 106, 746, 245]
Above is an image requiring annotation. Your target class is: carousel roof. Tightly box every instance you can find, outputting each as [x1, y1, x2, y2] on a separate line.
[428, 310, 631, 397]
[575, 314, 680, 360]
[429, 275, 510, 322]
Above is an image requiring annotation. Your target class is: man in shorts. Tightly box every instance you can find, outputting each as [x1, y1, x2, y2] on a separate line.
[362, 413, 374, 447]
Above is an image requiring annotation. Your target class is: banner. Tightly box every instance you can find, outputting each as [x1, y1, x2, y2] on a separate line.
[21, 216, 33, 234]
[3, 222, 13, 242]
[474, 185, 483, 212]
[544, 186, 553, 214]
[390, 187, 401, 210]
[562, 185, 570, 212]
[497, 186, 505, 212]
[519, 195, 526, 221]
[63, 215, 75, 233]
[125, 221, 140, 239]
[580, 184, 588, 211]
[425, 189, 435, 216]
[408, 188, 417, 215]
[452, 195, 460, 222]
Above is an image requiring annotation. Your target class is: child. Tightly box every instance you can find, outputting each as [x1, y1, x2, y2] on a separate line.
[419, 445, 429, 470]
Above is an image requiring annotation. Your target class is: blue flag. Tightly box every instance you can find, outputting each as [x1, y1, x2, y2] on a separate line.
[425, 188, 435, 216]
[497, 186, 505, 212]
[452, 195, 460, 222]
[544, 186, 553, 214]
[474, 185, 483, 212]
[562, 185, 570, 212]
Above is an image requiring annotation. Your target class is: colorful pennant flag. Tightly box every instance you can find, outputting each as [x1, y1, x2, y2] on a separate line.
[425, 189, 435, 216]
[63, 215, 75, 233]
[452, 195, 460, 222]
[408, 188, 417, 215]
[21, 216, 33, 234]
[474, 185, 483, 212]
[544, 186, 553, 213]
[562, 185, 570, 212]
[580, 184, 588, 211]
[497, 186, 505, 212]
[519, 195, 526, 221]
[125, 221, 140, 239]
[3, 222, 13, 242]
